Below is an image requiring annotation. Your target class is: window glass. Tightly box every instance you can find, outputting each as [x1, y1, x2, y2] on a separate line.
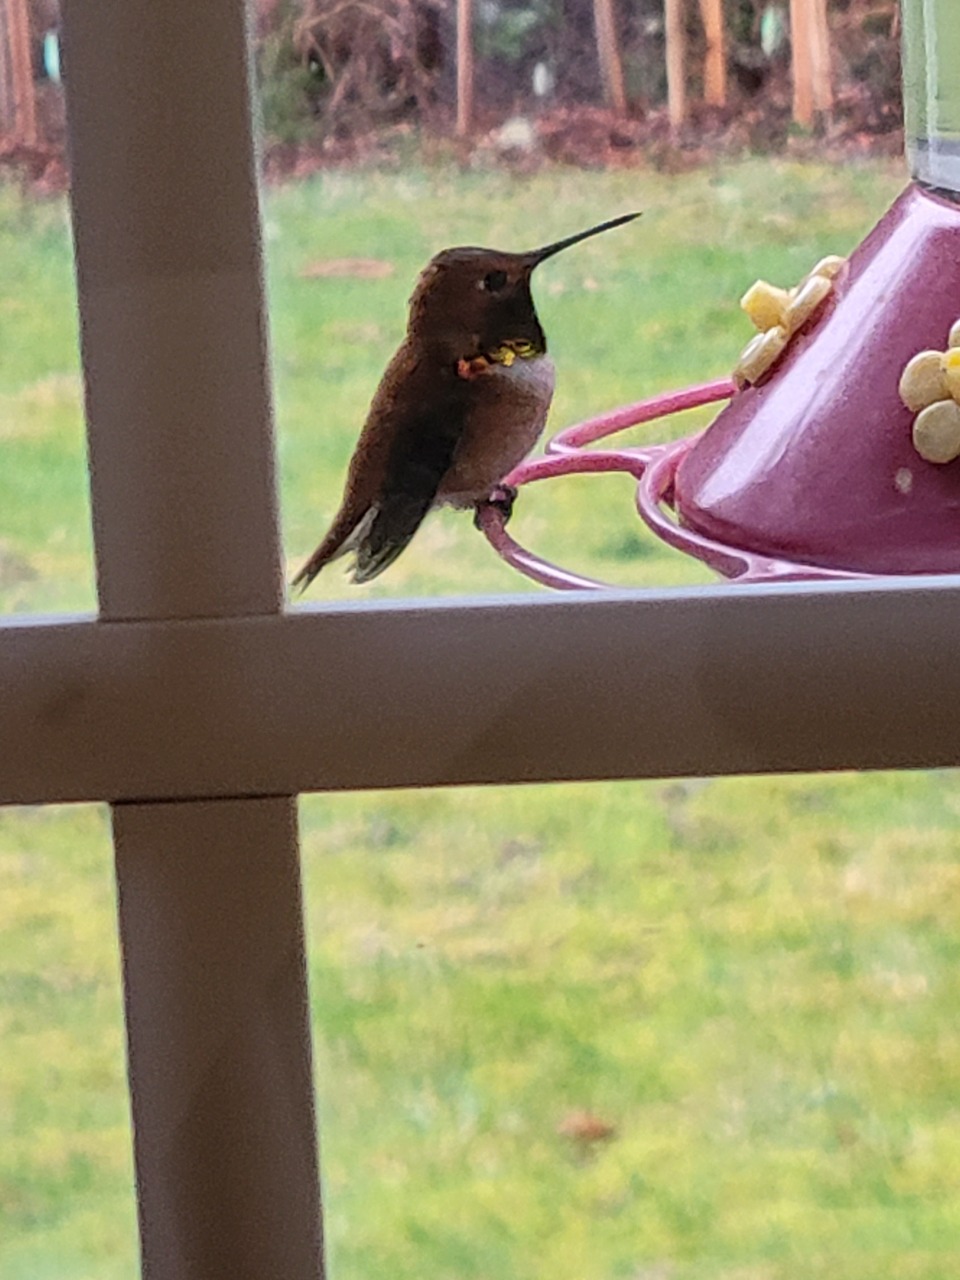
[0, 805, 138, 1280]
[265, 160, 903, 598]
[0, 184, 92, 615]
[303, 772, 960, 1277]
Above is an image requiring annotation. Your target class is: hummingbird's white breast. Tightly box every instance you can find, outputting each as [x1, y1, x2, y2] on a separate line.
[437, 353, 556, 508]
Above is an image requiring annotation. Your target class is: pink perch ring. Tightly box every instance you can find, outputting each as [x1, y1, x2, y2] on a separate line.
[477, 378, 867, 590]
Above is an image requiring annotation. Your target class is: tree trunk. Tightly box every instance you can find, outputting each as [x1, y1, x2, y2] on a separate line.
[664, 0, 687, 128]
[0, 2, 11, 143]
[809, 0, 832, 115]
[698, 0, 726, 107]
[790, 0, 832, 127]
[593, 0, 627, 116]
[456, 0, 473, 137]
[0, 0, 38, 148]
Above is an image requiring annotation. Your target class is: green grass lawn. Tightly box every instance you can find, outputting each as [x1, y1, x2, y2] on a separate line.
[6, 156, 960, 1279]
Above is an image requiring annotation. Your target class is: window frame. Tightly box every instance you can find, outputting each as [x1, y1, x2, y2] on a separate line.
[3, 3, 952, 1278]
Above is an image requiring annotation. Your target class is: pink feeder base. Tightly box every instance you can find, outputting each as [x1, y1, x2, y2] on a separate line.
[480, 183, 960, 590]
[478, 406, 864, 591]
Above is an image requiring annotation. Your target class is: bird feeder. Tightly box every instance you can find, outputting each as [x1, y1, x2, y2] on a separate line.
[480, 1, 960, 587]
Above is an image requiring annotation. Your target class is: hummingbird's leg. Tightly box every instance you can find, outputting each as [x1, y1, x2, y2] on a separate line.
[474, 483, 518, 528]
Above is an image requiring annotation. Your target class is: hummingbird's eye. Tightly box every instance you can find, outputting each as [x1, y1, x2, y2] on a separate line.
[481, 269, 508, 293]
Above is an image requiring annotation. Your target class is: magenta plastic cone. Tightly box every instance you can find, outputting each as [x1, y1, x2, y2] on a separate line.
[674, 184, 960, 575]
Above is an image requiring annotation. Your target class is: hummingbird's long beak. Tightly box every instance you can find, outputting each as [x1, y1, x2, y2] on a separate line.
[525, 211, 641, 268]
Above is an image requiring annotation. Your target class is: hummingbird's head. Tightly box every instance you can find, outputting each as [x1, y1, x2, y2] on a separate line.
[408, 212, 640, 362]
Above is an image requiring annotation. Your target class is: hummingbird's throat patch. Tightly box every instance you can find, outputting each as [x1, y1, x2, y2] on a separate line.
[457, 338, 541, 380]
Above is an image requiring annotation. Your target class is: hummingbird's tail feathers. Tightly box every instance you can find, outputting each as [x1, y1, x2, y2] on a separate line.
[292, 489, 429, 589]
[351, 492, 433, 583]
[351, 538, 408, 583]
[291, 507, 373, 593]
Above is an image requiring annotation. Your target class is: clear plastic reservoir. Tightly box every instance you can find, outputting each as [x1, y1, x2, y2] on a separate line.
[902, 0, 960, 193]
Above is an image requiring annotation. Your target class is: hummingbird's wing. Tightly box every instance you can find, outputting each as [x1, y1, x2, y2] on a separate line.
[351, 375, 471, 583]
[293, 352, 473, 590]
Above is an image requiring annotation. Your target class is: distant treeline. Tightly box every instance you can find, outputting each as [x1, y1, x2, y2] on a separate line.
[252, 0, 901, 143]
[0, 0, 902, 169]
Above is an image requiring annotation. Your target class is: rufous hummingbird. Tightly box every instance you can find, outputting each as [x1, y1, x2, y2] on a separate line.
[293, 211, 639, 589]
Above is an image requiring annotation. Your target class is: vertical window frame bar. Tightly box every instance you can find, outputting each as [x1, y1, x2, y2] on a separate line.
[59, 2, 325, 1275]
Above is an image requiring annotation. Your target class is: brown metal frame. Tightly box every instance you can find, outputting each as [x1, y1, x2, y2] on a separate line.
[1, 2, 954, 1277]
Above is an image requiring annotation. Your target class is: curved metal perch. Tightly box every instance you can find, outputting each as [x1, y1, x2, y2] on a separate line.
[477, 377, 867, 590]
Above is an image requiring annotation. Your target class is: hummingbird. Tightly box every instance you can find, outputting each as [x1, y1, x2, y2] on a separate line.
[293, 211, 639, 590]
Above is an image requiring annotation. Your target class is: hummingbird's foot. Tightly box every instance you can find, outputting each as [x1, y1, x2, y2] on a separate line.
[475, 483, 518, 528]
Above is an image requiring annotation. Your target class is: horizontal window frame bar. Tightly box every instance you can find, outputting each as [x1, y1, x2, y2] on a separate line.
[3, 576, 958, 807]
